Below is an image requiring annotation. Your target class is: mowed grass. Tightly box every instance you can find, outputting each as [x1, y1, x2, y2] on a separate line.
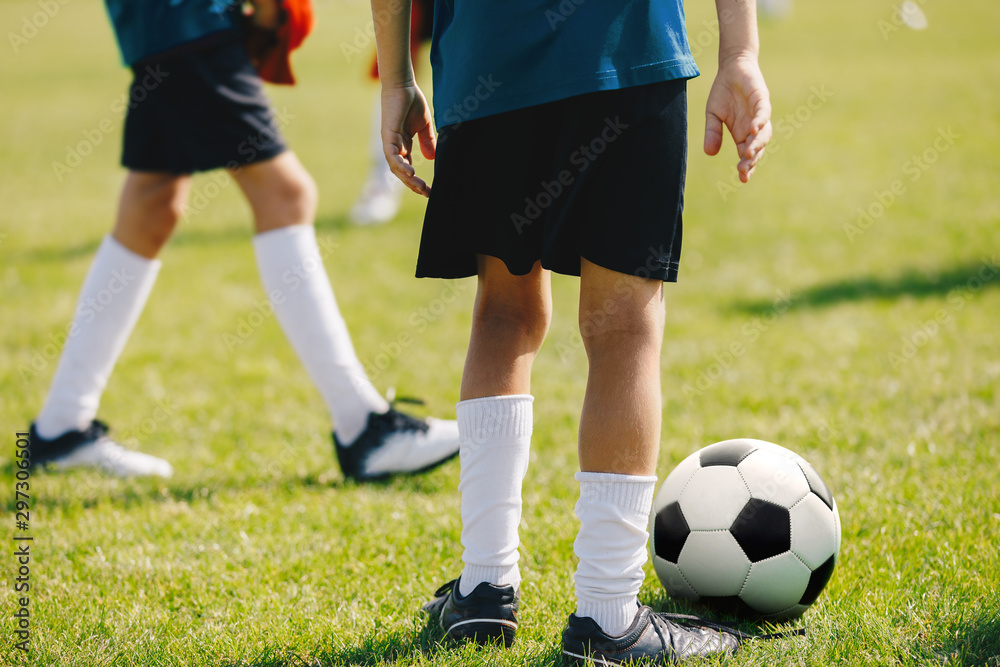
[1, 0, 999, 665]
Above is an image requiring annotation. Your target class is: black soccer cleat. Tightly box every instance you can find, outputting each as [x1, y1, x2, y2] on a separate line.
[562, 606, 746, 665]
[27, 420, 173, 478]
[333, 408, 459, 481]
[422, 577, 519, 648]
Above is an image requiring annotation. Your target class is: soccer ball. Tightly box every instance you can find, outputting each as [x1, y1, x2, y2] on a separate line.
[649, 438, 840, 619]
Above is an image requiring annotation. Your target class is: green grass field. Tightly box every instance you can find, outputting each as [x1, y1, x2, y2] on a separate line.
[2, 0, 999, 665]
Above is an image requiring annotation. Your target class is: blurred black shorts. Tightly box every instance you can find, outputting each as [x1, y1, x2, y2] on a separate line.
[121, 35, 287, 174]
[416, 78, 688, 282]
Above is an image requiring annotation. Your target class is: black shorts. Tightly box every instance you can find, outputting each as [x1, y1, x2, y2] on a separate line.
[121, 35, 287, 174]
[416, 78, 688, 282]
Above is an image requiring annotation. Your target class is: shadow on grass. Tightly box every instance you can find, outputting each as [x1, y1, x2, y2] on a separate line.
[14, 225, 252, 263]
[214, 623, 569, 667]
[644, 589, 807, 639]
[1, 459, 457, 512]
[916, 607, 1000, 666]
[315, 621, 570, 667]
[315, 622, 448, 666]
[313, 211, 352, 233]
[15, 210, 368, 265]
[733, 259, 999, 314]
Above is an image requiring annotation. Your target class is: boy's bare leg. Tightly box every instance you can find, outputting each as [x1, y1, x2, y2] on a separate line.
[230, 150, 390, 444]
[31, 170, 186, 476]
[452, 255, 550, 597]
[572, 257, 664, 634]
[461, 255, 552, 400]
[577, 258, 664, 476]
[228, 151, 318, 233]
[111, 171, 192, 258]
[230, 151, 459, 477]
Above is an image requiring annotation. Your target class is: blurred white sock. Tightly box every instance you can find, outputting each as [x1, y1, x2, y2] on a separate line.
[253, 225, 388, 443]
[368, 92, 391, 184]
[574, 472, 657, 636]
[458, 395, 533, 597]
[36, 236, 160, 439]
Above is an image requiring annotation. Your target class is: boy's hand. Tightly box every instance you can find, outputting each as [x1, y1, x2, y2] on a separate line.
[381, 83, 436, 196]
[704, 56, 772, 183]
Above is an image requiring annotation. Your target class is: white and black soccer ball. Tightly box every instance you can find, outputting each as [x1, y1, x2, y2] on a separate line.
[649, 438, 841, 619]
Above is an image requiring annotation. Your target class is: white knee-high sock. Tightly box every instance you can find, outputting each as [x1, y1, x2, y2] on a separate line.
[457, 395, 533, 597]
[573, 472, 658, 636]
[252, 225, 388, 443]
[35, 236, 161, 439]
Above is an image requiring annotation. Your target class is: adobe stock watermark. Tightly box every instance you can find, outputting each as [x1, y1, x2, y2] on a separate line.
[51, 65, 171, 182]
[12, 431, 33, 659]
[338, 0, 409, 62]
[717, 84, 834, 201]
[511, 116, 629, 234]
[435, 75, 503, 130]
[18, 266, 139, 384]
[843, 127, 958, 243]
[8, 0, 73, 54]
[687, 7, 740, 60]
[888, 256, 997, 370]
[222, 234, 339, 351]
[115, 397, 177, 450]
[362, 279, 469, 382]
[545, 0, 588, 30]
[680, 288, 795, 400]
[878, 0, 929, 39]
[184, 106, 296, 219]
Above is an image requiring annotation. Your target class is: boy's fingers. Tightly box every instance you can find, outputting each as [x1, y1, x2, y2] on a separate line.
[417, 124, 437, 161]
[751, 100, 772, 134]
[744, 120, 772, 159]
[741, 145, 765, 172]
[704, 113, 724, 156]
[384, 143, 431, 197]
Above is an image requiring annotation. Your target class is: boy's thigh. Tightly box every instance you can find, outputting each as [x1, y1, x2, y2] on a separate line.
[579, 258, 664, 331]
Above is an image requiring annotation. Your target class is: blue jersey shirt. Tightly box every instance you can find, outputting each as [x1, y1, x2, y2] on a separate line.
[430, 0, 699, 129]
[104, 0, 239, 65]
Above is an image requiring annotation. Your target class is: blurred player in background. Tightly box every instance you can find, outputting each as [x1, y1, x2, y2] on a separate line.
[758, 0, 792, 18]
[348, 0, 432, 225]
[27, 0, 459, 482]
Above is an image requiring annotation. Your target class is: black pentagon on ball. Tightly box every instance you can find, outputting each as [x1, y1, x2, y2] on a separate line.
[729, 499, 791, 562]
[699, 440, 759, 467]
[799, 554, 837, 606]
[653, 501, 690, 564]
[797, 461, 835, 510]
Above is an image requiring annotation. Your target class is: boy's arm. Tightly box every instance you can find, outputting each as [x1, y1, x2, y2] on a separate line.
[371, 0, 436, 196]
[704, 0, 772, 183]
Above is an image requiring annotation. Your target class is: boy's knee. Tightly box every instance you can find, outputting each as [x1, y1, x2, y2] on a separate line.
[275, 168, 318, 218]
[139, 180, 186, 243]
[161, 191, 187, 227]
[474, 294, 550, 349]
[579, 299, 662, 352]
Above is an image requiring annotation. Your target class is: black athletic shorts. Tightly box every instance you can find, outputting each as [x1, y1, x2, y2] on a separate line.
[121, 34, 287, 174]
[416, 78, 688, 282]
